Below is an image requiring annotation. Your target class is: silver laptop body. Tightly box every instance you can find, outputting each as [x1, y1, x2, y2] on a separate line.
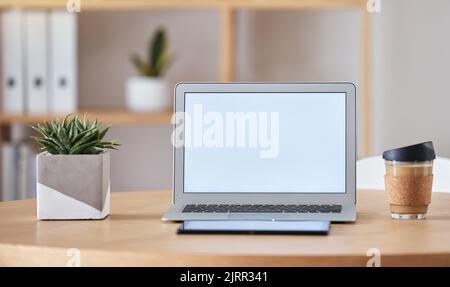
[163, 83, 356, 222]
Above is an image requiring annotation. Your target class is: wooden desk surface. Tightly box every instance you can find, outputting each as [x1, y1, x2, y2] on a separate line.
[0, 190, 449, 266]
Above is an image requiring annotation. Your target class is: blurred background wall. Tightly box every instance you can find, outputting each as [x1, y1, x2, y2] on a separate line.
[80, 0, 450, 192]
[78, 10, 221, 191]
[2, 0, 449, 192]
[371, 0, 450, 158]
[78, 9, 361, 191]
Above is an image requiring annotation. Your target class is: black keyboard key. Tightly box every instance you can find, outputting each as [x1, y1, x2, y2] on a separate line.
[182, 204, 342, 214]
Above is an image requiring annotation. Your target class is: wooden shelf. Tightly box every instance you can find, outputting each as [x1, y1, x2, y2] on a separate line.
[0, 110, 173, 126]
[0, 0, 365, 10]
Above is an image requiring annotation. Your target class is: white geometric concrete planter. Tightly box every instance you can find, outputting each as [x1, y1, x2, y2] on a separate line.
[36, 152, 110, 220]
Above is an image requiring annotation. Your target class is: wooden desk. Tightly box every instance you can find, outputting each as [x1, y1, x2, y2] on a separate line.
[0, 190, 449, 266]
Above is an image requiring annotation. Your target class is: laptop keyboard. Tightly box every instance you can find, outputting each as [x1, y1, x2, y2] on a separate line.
[182, 204, 342, 214]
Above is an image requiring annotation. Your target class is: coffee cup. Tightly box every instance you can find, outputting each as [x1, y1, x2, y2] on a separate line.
[382, 141, 436, 220]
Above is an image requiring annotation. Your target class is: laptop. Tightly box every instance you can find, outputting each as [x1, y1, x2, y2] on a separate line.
[163, 83, 356, 222]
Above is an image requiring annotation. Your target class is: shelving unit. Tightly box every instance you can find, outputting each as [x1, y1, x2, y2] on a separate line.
[0, 0, 371, 155]
[0, 110, 172, 126]
[0, 1, 365, 10]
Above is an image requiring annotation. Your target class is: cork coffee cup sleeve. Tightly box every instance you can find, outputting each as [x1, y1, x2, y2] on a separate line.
[385, 175, 433, 206]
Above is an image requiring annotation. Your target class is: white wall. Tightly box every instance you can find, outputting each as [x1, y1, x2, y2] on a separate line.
[77, 1, 450, 191]
[78, 9, 361, 191]
[372, 0, 450, 157]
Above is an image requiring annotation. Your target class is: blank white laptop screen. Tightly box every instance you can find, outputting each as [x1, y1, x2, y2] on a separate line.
[183, 92, 346, 194]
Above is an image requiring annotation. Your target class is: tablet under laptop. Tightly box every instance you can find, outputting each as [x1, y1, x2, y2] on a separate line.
[163, 83, 356, 222]
[177, 220, 330, 235]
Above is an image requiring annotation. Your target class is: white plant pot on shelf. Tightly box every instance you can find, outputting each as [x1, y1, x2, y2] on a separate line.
[36, 152, 110, 220]
[125, 76, 169, 112]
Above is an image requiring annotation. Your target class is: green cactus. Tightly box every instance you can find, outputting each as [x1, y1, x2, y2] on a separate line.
[130, 28, 171, 77]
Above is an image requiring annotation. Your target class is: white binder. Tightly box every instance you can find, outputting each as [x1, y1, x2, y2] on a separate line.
[25, 11, 49, 114]
[49, 11, 77, 113]
[2, 10, 25, 113]
[1, 143, 18, 201]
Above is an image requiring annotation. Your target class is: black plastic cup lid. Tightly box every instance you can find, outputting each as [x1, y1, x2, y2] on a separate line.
[382, 141, 436, 161]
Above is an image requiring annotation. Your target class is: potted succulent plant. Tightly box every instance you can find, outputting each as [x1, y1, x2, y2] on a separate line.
[126, 28, 172, 112]
[32, 115, 120, 220]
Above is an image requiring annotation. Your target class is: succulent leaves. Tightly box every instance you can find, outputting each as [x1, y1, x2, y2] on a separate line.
[32, 114, 120, 155]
